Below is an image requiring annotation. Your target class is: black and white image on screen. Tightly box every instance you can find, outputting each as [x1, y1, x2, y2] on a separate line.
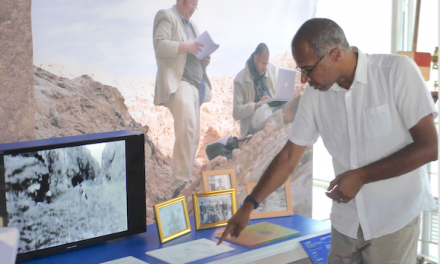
[198, 194, 232, 225]
[3, 140, 128, 253]
[158, 201, 187, 238]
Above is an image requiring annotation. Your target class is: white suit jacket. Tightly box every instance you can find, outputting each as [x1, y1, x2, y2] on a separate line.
[153, 6, 212, 106]
[233, 62, 277, 136]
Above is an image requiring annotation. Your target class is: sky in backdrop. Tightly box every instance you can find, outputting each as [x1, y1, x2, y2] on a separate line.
[32, 0, 317, 78]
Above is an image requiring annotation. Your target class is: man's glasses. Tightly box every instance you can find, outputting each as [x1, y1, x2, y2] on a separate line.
[258, 58, 268, 67]
[296, 48, 336, 77]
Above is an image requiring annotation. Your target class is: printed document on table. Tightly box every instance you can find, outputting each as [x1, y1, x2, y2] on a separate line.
[99, 256, 149, 264]
[146, 238, 234, 264]
[194, 31, 219, 60]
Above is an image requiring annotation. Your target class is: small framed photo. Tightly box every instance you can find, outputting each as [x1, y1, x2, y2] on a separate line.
[193, 189, 237, 230]
[246, 181, 293, 219]
[153, 196, 191, 243]
[202, 169, 237, 192]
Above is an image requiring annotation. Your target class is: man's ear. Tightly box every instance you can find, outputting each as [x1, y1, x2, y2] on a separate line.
[331, 49, 342, 63]
[253, 54, 257, 64]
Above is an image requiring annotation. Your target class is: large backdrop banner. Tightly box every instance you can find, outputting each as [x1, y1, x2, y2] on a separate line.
[31, 0, 317, 224]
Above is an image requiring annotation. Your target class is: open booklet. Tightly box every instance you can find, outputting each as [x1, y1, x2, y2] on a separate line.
[194, 31, 220, 60]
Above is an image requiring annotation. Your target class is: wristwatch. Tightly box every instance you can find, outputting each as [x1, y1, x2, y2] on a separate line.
[244, 195, 259, 209]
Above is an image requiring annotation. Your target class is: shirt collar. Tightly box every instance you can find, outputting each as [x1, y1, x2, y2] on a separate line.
[177, 8, 192, 26]
[352, 46, 368, 85]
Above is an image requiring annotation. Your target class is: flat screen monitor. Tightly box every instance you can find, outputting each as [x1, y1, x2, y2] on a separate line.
[0, 130, 146, 262]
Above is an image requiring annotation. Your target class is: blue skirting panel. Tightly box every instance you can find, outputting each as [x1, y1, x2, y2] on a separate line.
[22, 214, 331, 264]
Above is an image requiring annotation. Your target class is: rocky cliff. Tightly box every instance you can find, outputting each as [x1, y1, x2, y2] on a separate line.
[33, 66, 201, 224]
[34, 50, 312, 223]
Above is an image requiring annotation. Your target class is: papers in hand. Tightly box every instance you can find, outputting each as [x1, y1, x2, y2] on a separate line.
[194, 31, 219, 60]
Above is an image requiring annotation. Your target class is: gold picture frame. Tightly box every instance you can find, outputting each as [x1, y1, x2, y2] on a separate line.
[193, 189, 237, 230]
[202, 168, 237, 192]
[153, 196, 191, 243]
[246, 181, 293, 219]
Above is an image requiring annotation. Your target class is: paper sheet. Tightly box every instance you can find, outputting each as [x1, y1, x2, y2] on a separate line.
[194, 31, 219, 60]
[0, 227, 19, 264]
[99, 256, 149, 264]
[146, 238, 234, 264]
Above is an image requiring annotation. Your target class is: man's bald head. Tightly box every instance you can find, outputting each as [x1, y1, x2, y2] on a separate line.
[291, 18, 350, 58]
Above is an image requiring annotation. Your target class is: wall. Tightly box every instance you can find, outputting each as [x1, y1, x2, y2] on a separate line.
[0, 0, 35, 144]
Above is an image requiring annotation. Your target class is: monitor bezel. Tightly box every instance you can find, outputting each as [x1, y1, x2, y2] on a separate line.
[0, 131, 146, 262]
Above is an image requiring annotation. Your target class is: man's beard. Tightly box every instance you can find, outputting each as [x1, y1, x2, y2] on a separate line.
[254, 62, 265, 76]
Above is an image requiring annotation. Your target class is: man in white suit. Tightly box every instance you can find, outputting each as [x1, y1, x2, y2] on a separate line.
[233, 43, 277, 137]
[153, 0, 212, 198]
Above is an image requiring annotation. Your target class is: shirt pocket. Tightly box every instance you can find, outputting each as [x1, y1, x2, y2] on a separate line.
[363, 104, 392, 138]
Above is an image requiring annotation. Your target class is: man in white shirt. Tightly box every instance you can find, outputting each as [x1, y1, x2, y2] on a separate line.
[218, 18, 437, 264]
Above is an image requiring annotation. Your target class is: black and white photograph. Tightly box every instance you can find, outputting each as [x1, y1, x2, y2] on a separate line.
[153, 196, 191, 243]
[246, 181, 293, 219]
[158, 200, 187, 238]
[202, 169, 237, 193]
[197, 193, 232, 225]
[256, 186, 288, 213]
[3, 140, 128, 253]
[207, 175, 231, 191]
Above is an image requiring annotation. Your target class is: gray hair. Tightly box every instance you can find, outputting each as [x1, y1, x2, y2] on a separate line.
[291, 18, 350, 57]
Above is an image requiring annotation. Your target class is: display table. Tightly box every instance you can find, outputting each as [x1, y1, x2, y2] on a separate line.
[22, 214, 330, 264]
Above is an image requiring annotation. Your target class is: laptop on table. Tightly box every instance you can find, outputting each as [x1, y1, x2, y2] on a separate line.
[257, 68, 297, 108]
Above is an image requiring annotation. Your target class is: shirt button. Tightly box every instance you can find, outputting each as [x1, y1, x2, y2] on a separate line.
[350, 117, 353, 121]
[352, 165, 357, 169]
[358, 210, 361, 214]
[351, 141, 355, 145]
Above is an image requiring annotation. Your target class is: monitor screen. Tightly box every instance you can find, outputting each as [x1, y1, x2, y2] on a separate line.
[0, 131, 146, 261]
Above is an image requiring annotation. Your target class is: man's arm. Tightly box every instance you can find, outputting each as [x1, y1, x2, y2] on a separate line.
[217, 140, 307, 245]
[326, 113, 438, 203]
[201, 55, 210, 68]
[177, 39, 203, 55]
[232, 78, 256, 121]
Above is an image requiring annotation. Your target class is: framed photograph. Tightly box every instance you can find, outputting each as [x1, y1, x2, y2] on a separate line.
[153, 196, 191, 243]
[193, 189, 237, 230]
[202, 169, 237, 192]
[246, 181, 293, 219]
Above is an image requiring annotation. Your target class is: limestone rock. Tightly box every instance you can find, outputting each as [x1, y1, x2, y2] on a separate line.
[33, 66, 200, 225]
[34, 49, 311, 221]
[196, 126, 221, 164]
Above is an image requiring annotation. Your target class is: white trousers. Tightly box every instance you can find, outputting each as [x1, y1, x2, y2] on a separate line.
[165, 81, 200, 188]
[249, 103, 273, 134]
